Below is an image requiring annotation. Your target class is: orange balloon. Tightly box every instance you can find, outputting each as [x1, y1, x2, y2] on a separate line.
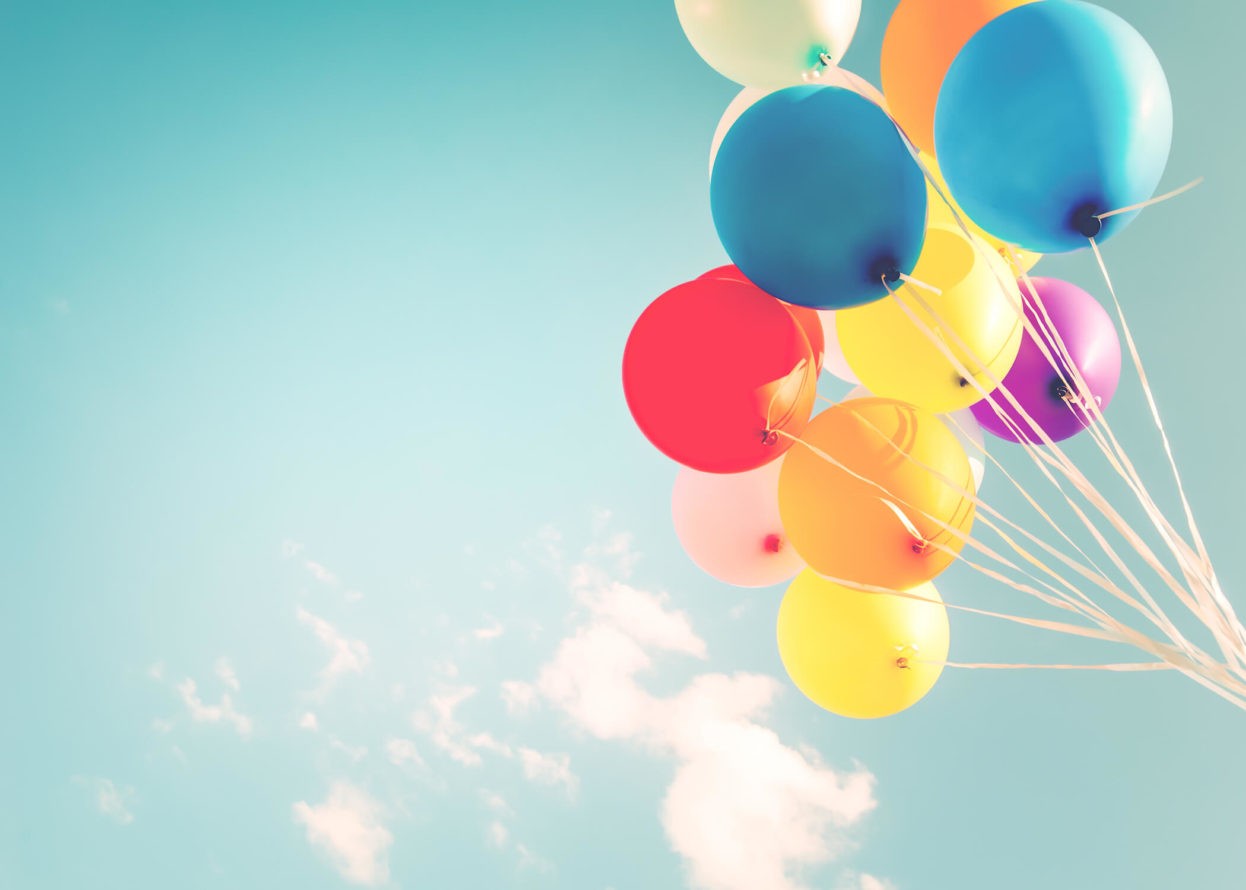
[777, 398, 976, 590]
[881, 0, 1035, 155]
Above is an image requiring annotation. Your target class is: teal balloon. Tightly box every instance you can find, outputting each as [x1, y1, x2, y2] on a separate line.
[710, 85, 927, 310]
[934, 0, 1172, 254]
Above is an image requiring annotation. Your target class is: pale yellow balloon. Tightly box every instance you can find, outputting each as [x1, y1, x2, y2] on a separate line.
[920, 152, 1041, 273]
[777, 570, 949, 719]
[836, 225, 1024, 413]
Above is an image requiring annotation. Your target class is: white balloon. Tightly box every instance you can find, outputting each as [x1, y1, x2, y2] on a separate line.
[840, 387, 988, 491]
[817, 310, 860, 385]
[675, 0, 863, 89]
[672, 458, 806, 588]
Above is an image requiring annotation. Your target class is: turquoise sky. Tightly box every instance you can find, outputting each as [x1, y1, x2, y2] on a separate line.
[3, 2, 1244, 889]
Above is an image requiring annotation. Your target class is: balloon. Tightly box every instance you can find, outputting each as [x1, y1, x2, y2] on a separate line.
[836, 226, 1024, 414]
[675, 0, 862, 89]
[843, 385, 987, 491]
[711, 85, 928, 310]
[817, 310, 858, 384]
[777, 570, 949, 718]
[880, 0, 1034, 156]
[623, 277, 817, 473]
[708, 69, 886, 175]
[698, 265, 825, 374]
[920, 153, 1041, 274]
[672, 457, 806, 588]
[934, 1, 1173, 253]
[971, 277, 1122, 444]
[778, 398, 976, 589]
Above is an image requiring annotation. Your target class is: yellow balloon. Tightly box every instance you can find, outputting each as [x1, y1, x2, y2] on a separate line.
[777, 397, 975, 590]
[777, 569, 949, 719]
[921, 153, 1042, 273]
[836, 225, 1024, 414]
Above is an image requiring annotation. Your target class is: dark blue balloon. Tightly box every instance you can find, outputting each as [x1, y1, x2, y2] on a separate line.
[710, 85, 927, 310]
[934, 0, 1172, 254]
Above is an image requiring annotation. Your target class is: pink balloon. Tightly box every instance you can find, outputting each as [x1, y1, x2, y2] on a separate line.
[671, 457, 805, 588]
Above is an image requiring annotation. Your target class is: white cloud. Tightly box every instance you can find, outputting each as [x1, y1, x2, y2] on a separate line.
[297, 607, 370, 684]
[516, 843, 554, 873]
[345, 589, 365, 603]
[487, 820, 510, 848]
[282, 538, 305, 559]
[385, 738, 425, 769]
[293, 783, 392, 886]
[77, 777, 135, 825]
[480, 790, 512, 817]
[330, 737, 368, 763]
[518, 748, 578, 798]
[473, 619, 505, 641]
[305, 561, 339, 585]
[151, 718, 174, 733]
[214, 657, 240, 692]
[500, 680, 537, 716]
[147, 661, 165, 681]
[176, 679, 253, 737]
[858, 876, 894, 890]
[420, 686, 485, 767]
[532, 562, 877, 890]
[299, 712, 320, 732]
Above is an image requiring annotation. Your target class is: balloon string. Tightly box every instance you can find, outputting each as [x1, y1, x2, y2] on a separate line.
[883, 279, 1209, 659]
[1095, 177, 1204, 220]
[897, 272, 941, 295]
[918, 660, 1174, 672]
[1088, 238, 1246, 659]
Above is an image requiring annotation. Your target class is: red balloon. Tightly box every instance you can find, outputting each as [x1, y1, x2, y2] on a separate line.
[699, 265, 825, 373]
[623, 277, 817, 473]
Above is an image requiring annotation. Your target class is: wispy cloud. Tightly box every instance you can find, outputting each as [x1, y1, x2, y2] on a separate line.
[518, 748, 578, 798]
[500, 680, 537, 715]
[75, 777, 135, 825]
[529, 543, 877, 890]
[293, 782, 393, 886]
[385, 738, 425, 769]
[330, 737, 368, 763]
[297, 607, 370, 685]
[214, 657, 240, 692]
[305, 561, 339, 586]
[487, 820, 510, 848]
[299, 712, 320, 732]
[176, 679, 253, 737]
[472, 619, 505, 641]
[282, 538, 305, 559]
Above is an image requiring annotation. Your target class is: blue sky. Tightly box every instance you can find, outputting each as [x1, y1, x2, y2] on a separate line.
[2, 1, 1245, 888]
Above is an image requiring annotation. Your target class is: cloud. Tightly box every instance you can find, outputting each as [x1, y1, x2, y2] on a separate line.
[330, 738, 368, 763]
[297, 607, 370, 684]
[500, 680, 537, 715]
[518, 748, 578, 798]
[76, 777, 135, 825]
[299, 712, 320, 732]
[293, 782, 393, 886]
[176, 679, 253, 737]
[306, 561, 339, 585]
[214, 657, 240, 692]
[479, 790, 512, 817]
[420, 686, 486, 767]
[487, 820, 510, 848]
[282, 538, 305, 559]
[473, 619, 505, 641]
[531, 558, 877, 890]
[858, 876, 894, 890]
[385, 738, 425, 769]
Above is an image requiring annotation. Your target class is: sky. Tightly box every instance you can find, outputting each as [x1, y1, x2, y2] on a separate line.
[2, 1, 1245, 889]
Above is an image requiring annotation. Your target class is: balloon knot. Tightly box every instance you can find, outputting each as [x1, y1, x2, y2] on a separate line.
[1050, 378, 1074, 402]
[763, 533, 783, 554]
[869, 257, 901, 286]
[957, 376, 969, 388]
[761, 430, 779, 446]
[1070, 202, 1104, 238]
[895, 656, 911, 670]
[911, 539, 931, 555]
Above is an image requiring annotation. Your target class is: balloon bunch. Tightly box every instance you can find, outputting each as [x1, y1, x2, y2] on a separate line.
[625, 0, 1246, 717]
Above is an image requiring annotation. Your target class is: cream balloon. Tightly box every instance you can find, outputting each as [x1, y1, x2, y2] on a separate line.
[817, 310, 859, 384]
[708, 69, 886, 176]
[842, 386, 987, 491]
[672, 457, 806, 588]
[676, 0, 863, 89]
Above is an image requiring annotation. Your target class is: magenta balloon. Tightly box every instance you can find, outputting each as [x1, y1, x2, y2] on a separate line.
[971, 277, 1122, 444]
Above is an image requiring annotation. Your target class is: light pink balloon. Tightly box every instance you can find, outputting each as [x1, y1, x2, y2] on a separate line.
[671, 457, 805, 588]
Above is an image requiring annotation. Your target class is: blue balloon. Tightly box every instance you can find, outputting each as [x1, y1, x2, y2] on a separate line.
[934, 0, 1172, 254]
[710, 85, 927, 310]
